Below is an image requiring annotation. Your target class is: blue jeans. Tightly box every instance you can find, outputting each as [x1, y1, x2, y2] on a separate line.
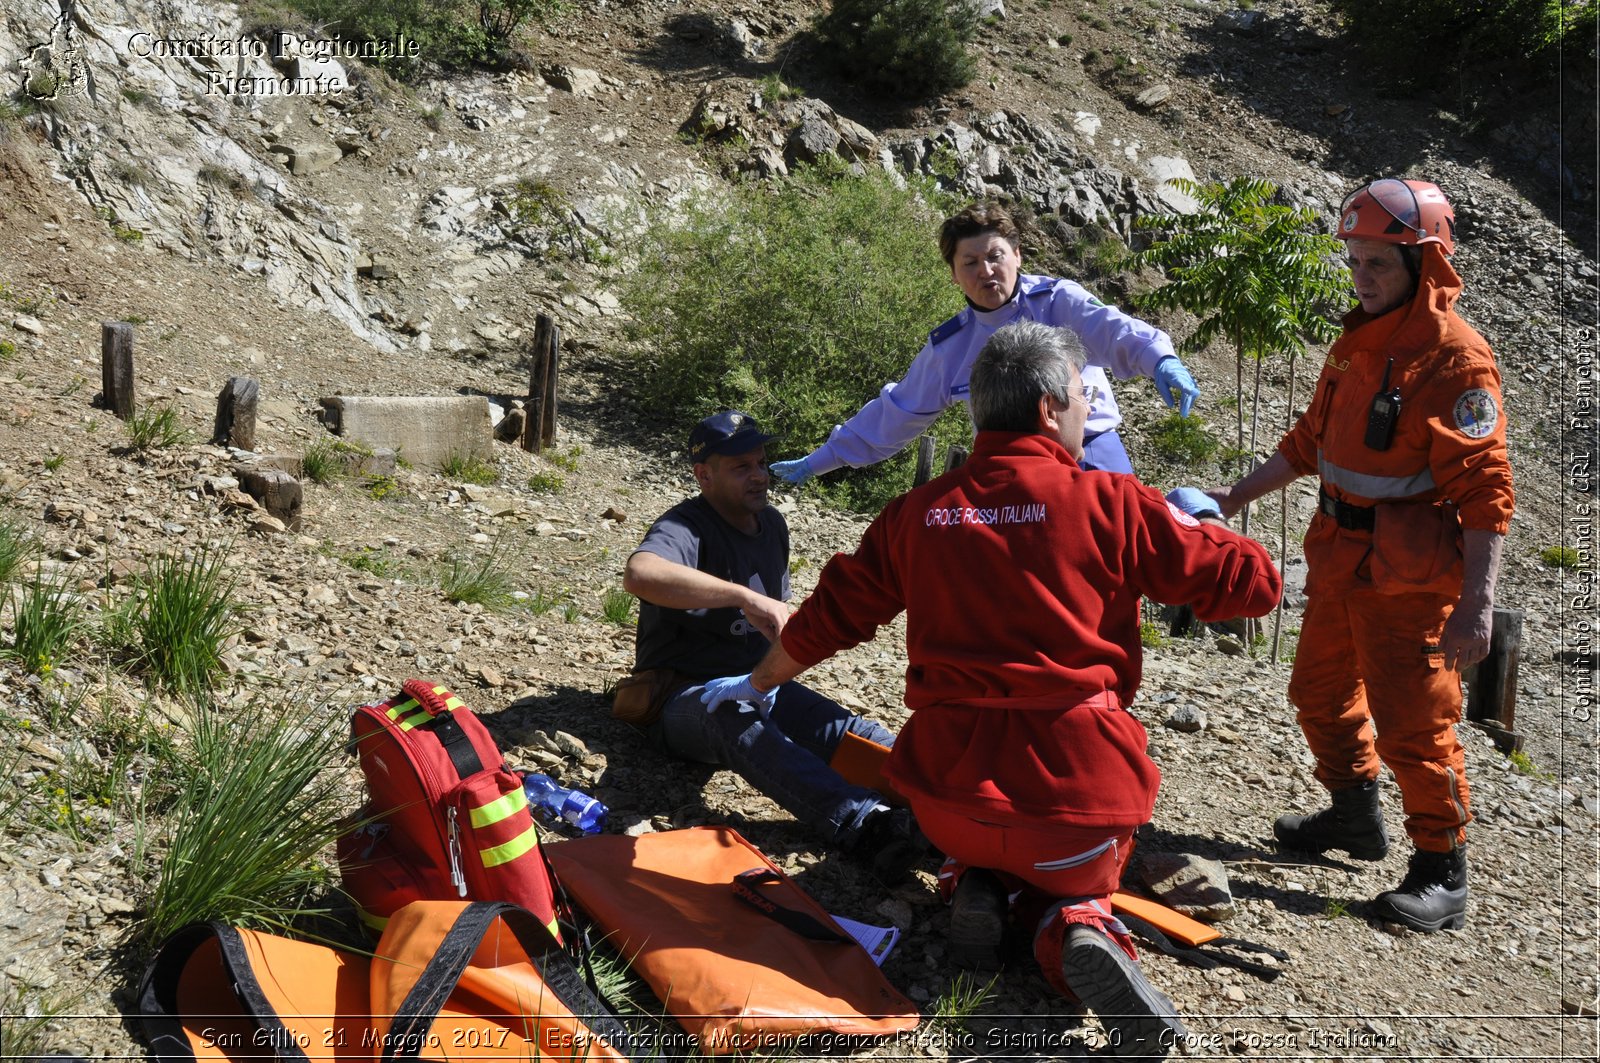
[647, 681, 895, 848]
[1081, 429, 1135, 474]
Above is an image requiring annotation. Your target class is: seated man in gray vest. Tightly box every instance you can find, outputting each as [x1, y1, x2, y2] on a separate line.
[620, 410, 923, 880]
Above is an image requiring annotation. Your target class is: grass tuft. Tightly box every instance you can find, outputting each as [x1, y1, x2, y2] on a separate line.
[125, 403, 193, 450]
[438, 543, 517, 609]
[929, 970, 996, 1037]
[4, 571, 87, 676]
[132, 547, 239, 695]
[442, 450, 498, 485]
[601, 587, 635, 626]
[0, 982, 78, 1060]
[0, 514, 37, 585]
[136, 695, 350, 946]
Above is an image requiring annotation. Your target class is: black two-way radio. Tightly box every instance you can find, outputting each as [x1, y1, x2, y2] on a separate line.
[1364, 358, 1401, 451]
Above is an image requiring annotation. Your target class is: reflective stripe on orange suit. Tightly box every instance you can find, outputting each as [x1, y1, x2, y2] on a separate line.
[1278, 244, 1513, 852]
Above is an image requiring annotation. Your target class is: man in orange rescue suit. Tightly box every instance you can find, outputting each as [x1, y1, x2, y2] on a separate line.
[705, 321, 1281, 1056]
[1205, 178, 1514, 933]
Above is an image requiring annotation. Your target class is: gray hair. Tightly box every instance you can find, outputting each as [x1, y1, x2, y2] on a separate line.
[969, 321, 1088, 432]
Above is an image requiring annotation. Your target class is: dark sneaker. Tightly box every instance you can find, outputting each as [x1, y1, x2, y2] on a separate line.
[947, 868, 1008, 971]
[855, 806, 932, 885]
[1273, 780, 1390, 861]
[1370, 846, 1468, 932]
[1061, 925, 1187, 1060]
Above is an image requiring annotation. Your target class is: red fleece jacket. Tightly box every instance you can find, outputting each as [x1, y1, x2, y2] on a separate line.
[781, 432, 1282, 827]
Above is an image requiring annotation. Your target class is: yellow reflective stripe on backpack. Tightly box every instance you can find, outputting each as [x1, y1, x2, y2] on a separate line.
[385, 698, 434, 731]
[479, 824, 540, 868]
[429, 685, 466, 713]
[469, 786, 529, 829]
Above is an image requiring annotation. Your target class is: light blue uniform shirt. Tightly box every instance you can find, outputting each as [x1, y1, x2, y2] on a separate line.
[808, 274, 1175, 474]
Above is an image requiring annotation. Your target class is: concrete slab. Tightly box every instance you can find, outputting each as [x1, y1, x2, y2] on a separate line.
[319, 395, 493, 471]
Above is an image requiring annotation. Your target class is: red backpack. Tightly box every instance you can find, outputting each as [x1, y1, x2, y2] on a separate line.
[338, 679, 561, 939]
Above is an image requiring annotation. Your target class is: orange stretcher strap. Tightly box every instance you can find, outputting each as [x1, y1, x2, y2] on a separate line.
[828, 732, 909, 807]
[1111, 891, 1221, 947]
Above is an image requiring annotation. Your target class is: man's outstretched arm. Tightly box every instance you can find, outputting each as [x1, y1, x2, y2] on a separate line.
[622, 549, 790, 642]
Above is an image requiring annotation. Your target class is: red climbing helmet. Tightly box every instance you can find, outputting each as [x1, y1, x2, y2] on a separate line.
[1337, 178, 1456, 254]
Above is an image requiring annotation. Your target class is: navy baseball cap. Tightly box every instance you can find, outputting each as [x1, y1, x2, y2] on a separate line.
[689, 410, 778, 463]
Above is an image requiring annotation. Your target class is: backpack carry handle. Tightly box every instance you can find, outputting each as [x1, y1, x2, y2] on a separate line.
[402, 678, 459, 717]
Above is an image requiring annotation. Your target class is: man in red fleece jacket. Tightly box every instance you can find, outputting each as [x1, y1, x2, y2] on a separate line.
[704, 320, 1281, 1058]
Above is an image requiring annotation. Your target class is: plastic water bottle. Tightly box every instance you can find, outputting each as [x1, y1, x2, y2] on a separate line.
[522, 772, 607, 835]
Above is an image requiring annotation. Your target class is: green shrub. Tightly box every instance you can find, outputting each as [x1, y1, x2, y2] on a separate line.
[4, 572, 87, 676]
[527, 471, 565, 493]
[815, 0, 978, 99]
[1150, 412, 1220, 467]
[621, 161, 969, 511]
[133, 547, 239, 695]
[438, 543, 517, 608]
[0, 514, 35, 585]
[1507, 748, 1554, 781]
[125, 403, 193, 450]
[1540, 545, 1579, 568]
[442, 450, 498, 485]
[282, 0, 567, 77]
[366, 474, 403, 501]
[1329, 0, 1596, 96]
[136, 696, 350, 946]
[0, 338, 15, 362]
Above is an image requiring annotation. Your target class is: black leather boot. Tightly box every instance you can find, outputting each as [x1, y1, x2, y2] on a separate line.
[1369, 846, 1468, 932]
[1273, 780, 1390, 861]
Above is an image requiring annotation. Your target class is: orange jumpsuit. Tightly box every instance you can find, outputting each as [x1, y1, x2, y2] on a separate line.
[1279, 245, 1514, 853]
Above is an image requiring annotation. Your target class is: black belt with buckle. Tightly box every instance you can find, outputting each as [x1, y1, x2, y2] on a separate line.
[1318, 488, 1376, 531]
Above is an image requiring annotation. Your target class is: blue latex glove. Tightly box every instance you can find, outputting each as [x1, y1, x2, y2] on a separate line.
[1154, 357, 1199, 417]
[699, 673, 778, 716]
[1166, 487, 1222, 521]
[769, 456, 814, 484]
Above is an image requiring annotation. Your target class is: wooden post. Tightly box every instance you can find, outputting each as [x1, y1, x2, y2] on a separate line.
[540, 325, 560, 449]
[100, 322, 135, 420]
[523, 314, 559, 454]
[1464, 606, 1524, 752]
[212, 376, 260, 450]
[944, 445, 969, 472]
[913, 435, 936, 486]
[238, 466, 303, 530]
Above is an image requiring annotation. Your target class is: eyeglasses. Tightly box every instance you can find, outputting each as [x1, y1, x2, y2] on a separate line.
[1059, 384, 1100, 406]
[1342, 179, 1423, 237]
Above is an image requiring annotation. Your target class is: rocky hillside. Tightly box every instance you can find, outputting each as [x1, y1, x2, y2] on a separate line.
[0, 0, 1595, 1058]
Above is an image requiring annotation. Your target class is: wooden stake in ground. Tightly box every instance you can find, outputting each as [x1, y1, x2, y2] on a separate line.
[523, 313, 561, 454]
[212, 376, 260, 450]
[100, 321, 135, 420]
[1464, 606, 1525, 752]
[913, 435, 935, 486]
